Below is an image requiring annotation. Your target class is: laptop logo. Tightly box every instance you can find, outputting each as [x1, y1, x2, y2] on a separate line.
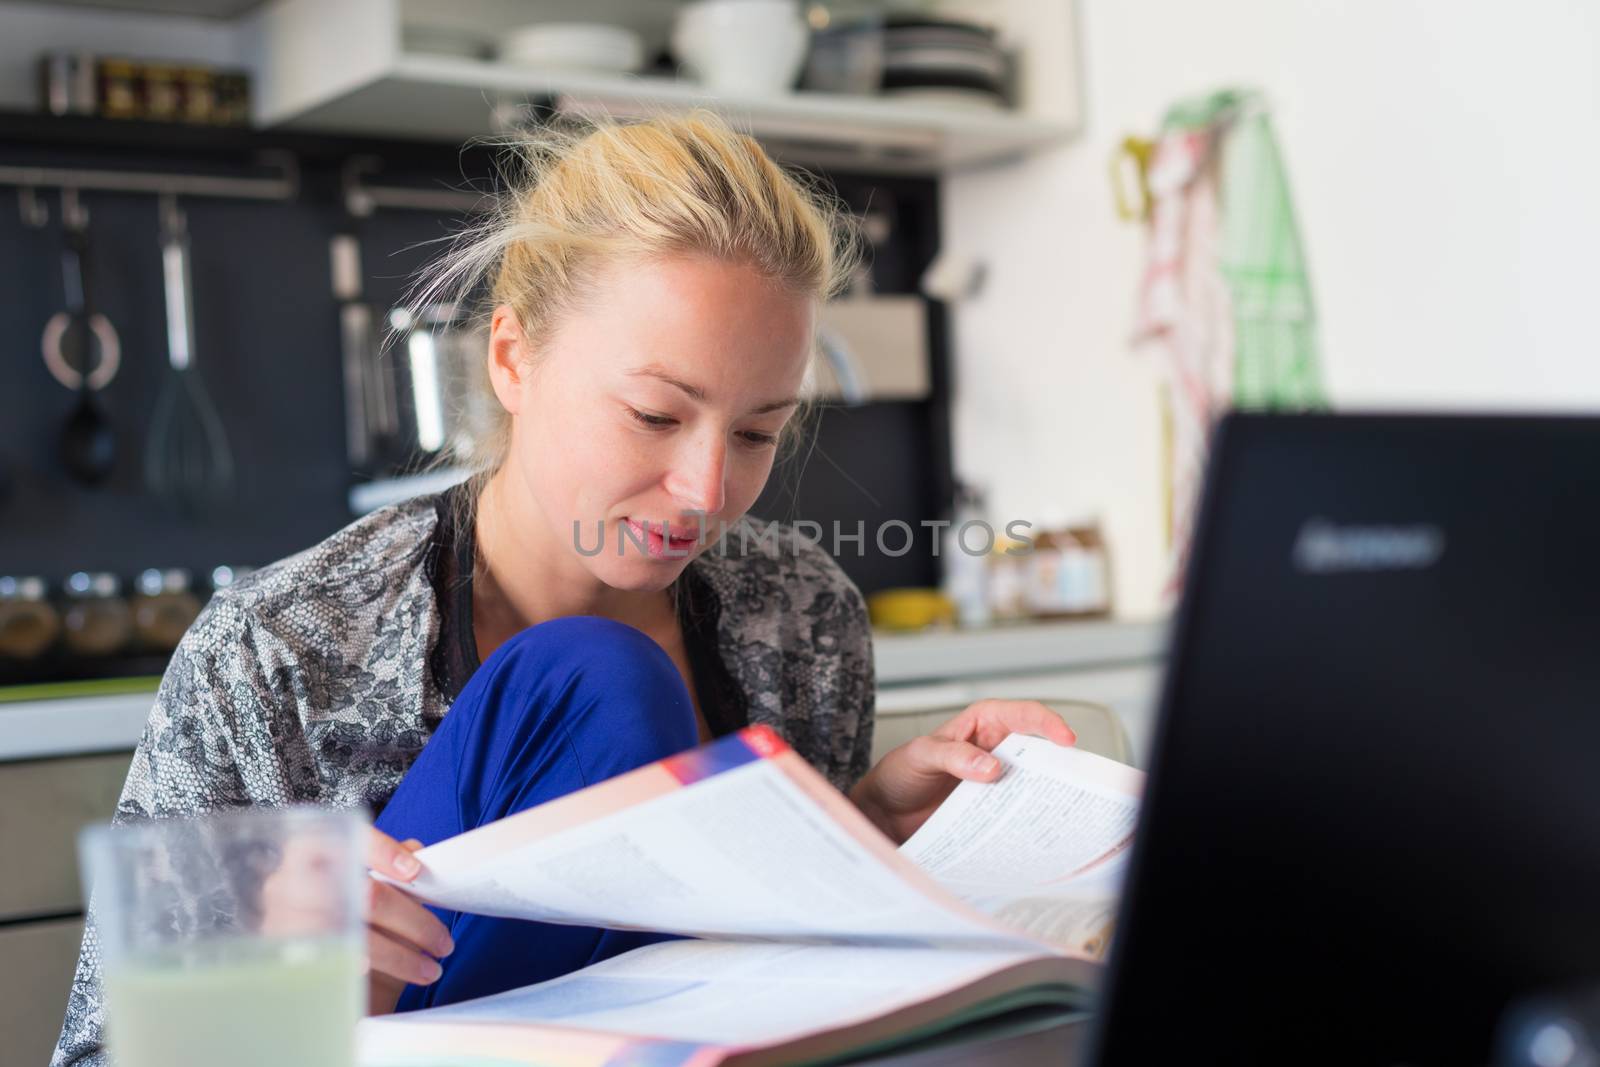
[1292, 518, 1446, 574]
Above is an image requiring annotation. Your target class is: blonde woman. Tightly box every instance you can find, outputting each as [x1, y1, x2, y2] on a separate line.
[53, 112, 1074, 1064]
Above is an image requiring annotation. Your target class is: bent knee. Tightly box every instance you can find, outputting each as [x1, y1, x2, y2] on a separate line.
[495, 615, 661, 663]
[490, 616, 681, 696]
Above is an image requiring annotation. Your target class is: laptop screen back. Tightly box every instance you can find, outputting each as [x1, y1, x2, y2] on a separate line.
[1090, 414, 1600, 1065]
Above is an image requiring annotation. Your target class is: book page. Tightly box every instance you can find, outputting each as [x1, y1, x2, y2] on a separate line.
[359, 938, 1082, 1064]
[898, 734, 1144, 958]
[388, 728, 1031, 950]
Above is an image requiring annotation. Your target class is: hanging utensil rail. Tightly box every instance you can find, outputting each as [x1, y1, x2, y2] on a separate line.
[2, 154, 490, 220]
[0, 153, 300, 203]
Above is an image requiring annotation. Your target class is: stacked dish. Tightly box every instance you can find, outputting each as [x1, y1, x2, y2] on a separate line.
[879, 14, 1010, 110]
[498, 23, 645, 74]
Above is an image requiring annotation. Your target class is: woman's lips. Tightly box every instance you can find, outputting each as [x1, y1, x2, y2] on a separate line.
[622, 518, 699, 560]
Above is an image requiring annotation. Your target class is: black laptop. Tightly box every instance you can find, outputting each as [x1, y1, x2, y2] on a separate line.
[1085, 414, 1600, 1066]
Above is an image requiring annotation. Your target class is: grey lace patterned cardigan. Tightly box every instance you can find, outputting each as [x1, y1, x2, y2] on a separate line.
[52, 490, 875, 1066]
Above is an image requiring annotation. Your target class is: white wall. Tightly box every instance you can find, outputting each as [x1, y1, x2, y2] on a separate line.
[943, 0, 1600, 619]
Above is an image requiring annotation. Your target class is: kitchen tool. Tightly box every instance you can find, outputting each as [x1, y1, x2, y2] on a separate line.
[672, 0, 808, 95]
[386, 303, 495, 462]
[54, 205, 117, 486]
[145, 196, 234, 511]
[330, 234, 375, 467]
[498, 23, 645, 73]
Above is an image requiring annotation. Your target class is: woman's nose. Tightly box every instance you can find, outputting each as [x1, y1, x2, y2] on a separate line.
[665, 435, 728, 517]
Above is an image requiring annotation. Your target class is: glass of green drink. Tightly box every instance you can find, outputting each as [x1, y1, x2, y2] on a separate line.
[79, 807, 368, 1067]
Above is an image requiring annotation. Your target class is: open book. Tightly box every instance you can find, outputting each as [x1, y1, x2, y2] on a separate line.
[360, 726, 1142, 1067]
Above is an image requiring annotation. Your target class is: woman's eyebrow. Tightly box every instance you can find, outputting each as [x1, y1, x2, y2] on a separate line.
[626, 366, 798, 415]
[628, 366, 707, 401]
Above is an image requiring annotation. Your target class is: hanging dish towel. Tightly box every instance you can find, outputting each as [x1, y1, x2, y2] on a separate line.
[1131, 88, 1327, 596]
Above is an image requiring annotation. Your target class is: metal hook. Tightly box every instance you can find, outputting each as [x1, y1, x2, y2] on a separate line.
[342, 156, 380, 218]
[17, 186, 49, 228]
[158, 191, 185, 238]
[61, 187, 88, 230]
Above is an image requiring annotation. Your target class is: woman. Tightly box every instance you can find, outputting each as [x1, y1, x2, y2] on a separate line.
[53, 112, 1074, 1064]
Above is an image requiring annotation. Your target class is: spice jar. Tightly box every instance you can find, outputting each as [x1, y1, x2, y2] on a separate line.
[132, 568, 202, 653]
[0, 576, 62, 661]
[209, 564, 254, 593]
[61, 571, 133, 657]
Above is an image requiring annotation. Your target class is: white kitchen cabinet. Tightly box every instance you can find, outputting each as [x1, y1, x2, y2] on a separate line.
[0, 752, 131, 1067]
[0, 918, 85, 1067]
[0, 751, 132, 919]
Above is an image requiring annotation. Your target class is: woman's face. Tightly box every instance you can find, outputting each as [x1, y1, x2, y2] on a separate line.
[489, 253, 813, 592]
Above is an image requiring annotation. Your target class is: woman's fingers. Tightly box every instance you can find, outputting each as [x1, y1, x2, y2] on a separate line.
[903, 734, 1004, 783]
[367, 927, 445, 986]
[367, 880, 455, 960]
[936, 699, 1078, 750]
[367, 827, 423, 881]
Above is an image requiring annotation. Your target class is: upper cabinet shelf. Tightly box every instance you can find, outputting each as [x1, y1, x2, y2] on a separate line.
[244, 0, 1081, 174]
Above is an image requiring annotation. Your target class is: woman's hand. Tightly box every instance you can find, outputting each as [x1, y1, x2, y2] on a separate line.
[363, 829, 455, 1015]
[849, 700, 1077, 845]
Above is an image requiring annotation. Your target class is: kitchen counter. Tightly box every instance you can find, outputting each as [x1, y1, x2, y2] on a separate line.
[0, 690, 153, 763]
[1, 619, 1167, 764]
[873, 617, 1166, 686]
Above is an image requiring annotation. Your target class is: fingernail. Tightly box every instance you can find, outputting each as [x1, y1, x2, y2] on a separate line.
[395, 853, 421, 878]
[436, 935, 455, 957]
[971, 754, 1000, 774]
[418, 959, 443, 984]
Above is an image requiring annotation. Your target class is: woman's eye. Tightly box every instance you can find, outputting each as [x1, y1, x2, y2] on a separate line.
[627, 408, 677, 429]
[739, 431, 778, 447]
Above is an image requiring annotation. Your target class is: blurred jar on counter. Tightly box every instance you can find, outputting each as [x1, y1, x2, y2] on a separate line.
[133, 568, 202, 653]
[62, 571, 134, 656]
[0, 576, 62, 661]
[1025, 525, 1112, 618]
[986, 536, 1031, 622]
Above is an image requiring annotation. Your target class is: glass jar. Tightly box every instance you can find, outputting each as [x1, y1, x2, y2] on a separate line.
[132, 568, 202, 653]
[209, 564, 254, 593]
[0, 576, 62, 661]
[62, 571, 133, 657]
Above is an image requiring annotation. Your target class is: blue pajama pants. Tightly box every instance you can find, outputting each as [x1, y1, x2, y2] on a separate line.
[374, 616, 701, 1012]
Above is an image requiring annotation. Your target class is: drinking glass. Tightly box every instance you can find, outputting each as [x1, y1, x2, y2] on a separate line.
[79, 806, 368, 1067]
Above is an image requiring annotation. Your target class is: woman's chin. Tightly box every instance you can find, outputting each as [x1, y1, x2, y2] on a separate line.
[585, 554, 693, 593]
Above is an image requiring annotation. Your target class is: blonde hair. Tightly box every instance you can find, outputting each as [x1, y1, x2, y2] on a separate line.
[413, 109, 860, 484]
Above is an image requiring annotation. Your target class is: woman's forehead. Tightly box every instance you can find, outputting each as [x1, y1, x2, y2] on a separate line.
[554, 254, 814, 396]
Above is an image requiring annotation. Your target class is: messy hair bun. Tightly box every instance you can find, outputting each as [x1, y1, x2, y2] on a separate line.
[412, 109, 860, 480]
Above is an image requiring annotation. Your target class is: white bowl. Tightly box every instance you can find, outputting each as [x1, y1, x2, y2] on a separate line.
[673, 0, 808, 95]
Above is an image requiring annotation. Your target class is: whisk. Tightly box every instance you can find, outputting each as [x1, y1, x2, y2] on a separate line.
[144, 195, 233, 511]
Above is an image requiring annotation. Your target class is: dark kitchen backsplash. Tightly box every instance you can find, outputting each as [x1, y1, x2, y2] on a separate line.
[0, 113, 953, 683]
